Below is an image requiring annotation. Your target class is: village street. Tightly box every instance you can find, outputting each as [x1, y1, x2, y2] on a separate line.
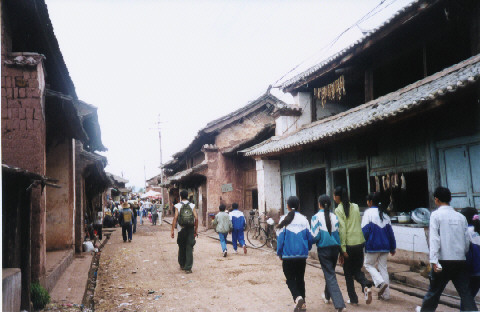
[93, 221, 453, 312]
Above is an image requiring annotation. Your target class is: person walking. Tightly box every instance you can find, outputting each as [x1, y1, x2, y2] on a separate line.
[213, 204, 232, 257]
[461, 207, 480, 301]
[157, 201, 164, 225]
[362, 192, 396, 301]
[334, 186, 373, 305]
[151, 200, 158, 226]
[132, 201, 138, 234]
[276, 196, 313, 312]
[416, 187, 477, 312]
[120, 200, 133, 243]
[171, 190, 198, 274]
[230, 203, 247, 254]
[311, 194, 346, 312]
[139, 201, 143, 225]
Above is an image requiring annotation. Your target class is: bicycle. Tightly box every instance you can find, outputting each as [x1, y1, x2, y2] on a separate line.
[247, 209, 258, 229]
[247, 212, 277, 249]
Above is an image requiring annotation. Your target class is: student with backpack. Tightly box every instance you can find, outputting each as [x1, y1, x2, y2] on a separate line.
[362, 192, 396, 301]
[171, 190, 198, 274]
[120, 200, 133, 243]
[213, 204, 232, 257]
[230, 203, 247, 254]
[276, 196, 314, 312]
[311, 194, 346, 312]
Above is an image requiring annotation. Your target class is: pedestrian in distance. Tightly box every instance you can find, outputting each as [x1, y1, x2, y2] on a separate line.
[132, 201, 138, 234]
[213, 204, 232, 257]
[157, 201, 164, 225]
[151, 200, 158, 226]
[276, 196, 313, 312]
[311, 194, 346, 312]
[416, 187, 477, 312]
[120, 199, 133, 243]
[334, 186, 373, 305]
[230, 203, 247, 254]
[362, 192, 396, 301]
[461, 207, 480, 301]
[171, 190, 198, 274]
[139, 201, 143, 225]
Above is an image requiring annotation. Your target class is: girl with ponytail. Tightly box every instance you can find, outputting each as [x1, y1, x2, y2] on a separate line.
[276, 196, 313, 311]
[362, 192, 396, 301]
[333, 186, 373, 305]
[311, 195, 345, 312]
[461, 207, 480, 298]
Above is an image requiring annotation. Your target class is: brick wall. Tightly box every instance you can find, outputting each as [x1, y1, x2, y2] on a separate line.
[2, 13, 48, 284]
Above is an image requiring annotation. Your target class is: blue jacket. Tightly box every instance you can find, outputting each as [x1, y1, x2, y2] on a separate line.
[276, 212, 313, 259]
[311, 210, 341, 249]
[361, 207, 396, 253]
[229, 209, 246, 230]
[467, 226, 480, 276]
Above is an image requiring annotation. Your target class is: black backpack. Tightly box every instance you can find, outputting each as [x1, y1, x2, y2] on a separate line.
[178, 202, 195, 227]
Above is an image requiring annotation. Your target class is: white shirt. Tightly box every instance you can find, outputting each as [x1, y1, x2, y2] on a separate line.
[174, 200, 195, 231]
[429, 205, 469, 264]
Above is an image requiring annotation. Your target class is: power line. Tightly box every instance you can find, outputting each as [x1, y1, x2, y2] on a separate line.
[272, 0, 399, 88]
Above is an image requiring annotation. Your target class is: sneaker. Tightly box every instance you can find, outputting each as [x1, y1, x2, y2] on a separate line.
[415, 306, 422, 312]
[294, 296, 305, 311]
[322, 293, 330, 304]
[185, 269, 192, 274]
[364, 287, 372, 304]
[128, 239, 131, 243]
[233, 250, 238, 254]
[243, 245, 247, 254]
[347, 300, 358, 306]
[223, 251, 227, 257]
[378, 282, 388, 297]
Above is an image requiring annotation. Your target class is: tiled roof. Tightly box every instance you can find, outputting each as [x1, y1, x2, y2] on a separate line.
[245, 54, 480, 156]
[4, 53, 46, 66]
[279, 0, 430, 91]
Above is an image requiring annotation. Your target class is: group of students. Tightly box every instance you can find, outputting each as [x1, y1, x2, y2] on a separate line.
[276, 186, 393, 312]
[276, 185, 480, 312]
[212, 203, 248, 257]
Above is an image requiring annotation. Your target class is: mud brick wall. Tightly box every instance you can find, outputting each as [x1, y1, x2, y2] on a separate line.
[2, 16, 47, 284]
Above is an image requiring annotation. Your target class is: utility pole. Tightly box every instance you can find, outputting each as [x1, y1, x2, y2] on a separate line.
[156, 115, 165, 207]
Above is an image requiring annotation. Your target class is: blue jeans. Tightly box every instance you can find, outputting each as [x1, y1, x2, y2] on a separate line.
[232, 228, 245, 250]
[218, 232, 228, 252]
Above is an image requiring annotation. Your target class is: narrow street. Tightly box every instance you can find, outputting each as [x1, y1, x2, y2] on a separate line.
[94, 222, 453, 312]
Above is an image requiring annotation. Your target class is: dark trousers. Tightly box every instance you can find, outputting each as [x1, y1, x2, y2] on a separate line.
[152, 213, 158, 225]
[177, 227, 195, 270]
[282, 259, 306, 302]
[318, 246, 345, 309]
[343, 244, 372, 303]
[470, 276, 480, 298]
[122, 223, 132, 241]
[421, 260, 477, 312]
[133, 216, 137, 233]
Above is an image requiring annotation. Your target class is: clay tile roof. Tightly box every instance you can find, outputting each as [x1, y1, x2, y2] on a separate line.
[245, 53, 480, 156]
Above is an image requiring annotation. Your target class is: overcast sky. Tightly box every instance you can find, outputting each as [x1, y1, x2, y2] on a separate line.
[46, 0, 414, 189]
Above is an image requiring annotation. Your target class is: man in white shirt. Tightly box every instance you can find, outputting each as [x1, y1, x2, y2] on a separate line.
[417, 187, 477, 312]
[171, 190, 198, 274]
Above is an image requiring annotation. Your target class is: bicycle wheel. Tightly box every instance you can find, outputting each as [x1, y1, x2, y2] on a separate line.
[247, 227, 267, 248]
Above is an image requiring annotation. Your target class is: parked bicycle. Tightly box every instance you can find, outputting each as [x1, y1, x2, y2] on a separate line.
[247, 212, 277, 249]
[248, 209, 258, 229]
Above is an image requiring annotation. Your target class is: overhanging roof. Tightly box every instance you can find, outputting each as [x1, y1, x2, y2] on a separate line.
[245, 54, 480, 156]
[280, 0, 437, 92]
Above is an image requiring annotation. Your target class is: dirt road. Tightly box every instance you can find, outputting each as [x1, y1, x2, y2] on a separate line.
[94, 222, 454, 312]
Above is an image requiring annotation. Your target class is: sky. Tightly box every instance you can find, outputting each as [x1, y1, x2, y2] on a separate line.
[45, 0, 415, 189]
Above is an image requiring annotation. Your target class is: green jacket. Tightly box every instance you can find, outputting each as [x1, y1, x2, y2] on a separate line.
[335, 202, 365, 253]
[213, 211, 232, 234]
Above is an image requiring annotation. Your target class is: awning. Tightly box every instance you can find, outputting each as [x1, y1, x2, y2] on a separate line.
[245, 53, 480, 156]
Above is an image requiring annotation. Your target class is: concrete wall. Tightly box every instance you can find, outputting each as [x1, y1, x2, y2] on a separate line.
[1, 15, 48, 284]
[2, 268, 21, 312]
[256, 159, 282, 220]
[46, 139, 75, 251]
[275, 92, 312, 136]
